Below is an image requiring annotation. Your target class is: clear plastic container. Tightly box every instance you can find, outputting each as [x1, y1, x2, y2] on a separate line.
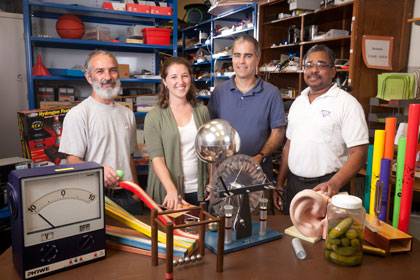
[325, 194, 365, 266]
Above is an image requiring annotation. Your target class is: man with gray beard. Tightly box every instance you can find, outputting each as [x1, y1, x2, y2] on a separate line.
[59, 50, 140, 214]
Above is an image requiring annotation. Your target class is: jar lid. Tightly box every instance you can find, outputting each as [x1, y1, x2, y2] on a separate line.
[331, 194, 362, 210]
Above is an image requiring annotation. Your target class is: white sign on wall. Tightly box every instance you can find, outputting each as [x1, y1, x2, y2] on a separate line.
[362, 35, 394, 70]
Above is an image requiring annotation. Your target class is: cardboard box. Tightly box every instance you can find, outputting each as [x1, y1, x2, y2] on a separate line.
[18, 108, 71, 165]
[37, 87, 55, 103]
[58, 87, 76, 102]
[39, 101, 78, 110]
[136, 94, 158, 106]
[118, 64, 130, 78]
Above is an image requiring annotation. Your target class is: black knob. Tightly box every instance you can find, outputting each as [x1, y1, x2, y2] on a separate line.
[40, 244, 58, 263]
[78, 235, 94, 251]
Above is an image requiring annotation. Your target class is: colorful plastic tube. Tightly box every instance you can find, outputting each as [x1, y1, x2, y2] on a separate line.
[363, 145, 374, 211]
[392, 137, 406, 228]
[370, 130, 385, 215]
[398, 104, 420, 232]
[384, 117, 397, 160]
[378, 159, 391, 221]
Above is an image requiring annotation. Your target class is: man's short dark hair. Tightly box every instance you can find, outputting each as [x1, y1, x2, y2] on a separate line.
[303, 44, 336, 66]
[233, 35, 261, 57]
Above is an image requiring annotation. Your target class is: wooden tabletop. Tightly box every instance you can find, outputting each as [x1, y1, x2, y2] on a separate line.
[1, 215, 420, 280]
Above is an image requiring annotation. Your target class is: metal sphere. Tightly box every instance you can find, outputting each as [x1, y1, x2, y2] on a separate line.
[195, 119, 240, 163]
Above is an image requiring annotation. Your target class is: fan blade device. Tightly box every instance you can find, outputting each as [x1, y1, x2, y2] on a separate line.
[195, 120, 283, 254]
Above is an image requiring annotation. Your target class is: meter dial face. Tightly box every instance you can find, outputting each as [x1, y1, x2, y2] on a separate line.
[22, 170, 103, 247]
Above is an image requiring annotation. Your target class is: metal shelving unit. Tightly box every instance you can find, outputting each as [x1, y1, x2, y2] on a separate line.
[23, 0, 178, 110]
[181, 3, 258, 94]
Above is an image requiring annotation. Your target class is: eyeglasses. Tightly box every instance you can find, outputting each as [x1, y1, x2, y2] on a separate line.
[303, 61, 333, 70]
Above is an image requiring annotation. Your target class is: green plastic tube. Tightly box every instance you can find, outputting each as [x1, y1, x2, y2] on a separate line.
[392, 137, 406, 228]
[363, 145, 374, 211]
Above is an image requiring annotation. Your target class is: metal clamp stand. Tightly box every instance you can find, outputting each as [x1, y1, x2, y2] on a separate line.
[204, 181, 282, 254]
[259, 198, 268, 236]
[224, 205, 233, 244]
[151, 202, 225, 280]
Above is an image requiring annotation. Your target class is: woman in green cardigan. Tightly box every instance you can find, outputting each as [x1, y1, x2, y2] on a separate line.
[144, 57, 210, 209]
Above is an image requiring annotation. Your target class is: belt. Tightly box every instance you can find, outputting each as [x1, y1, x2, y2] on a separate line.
[290, 172, 335, 183]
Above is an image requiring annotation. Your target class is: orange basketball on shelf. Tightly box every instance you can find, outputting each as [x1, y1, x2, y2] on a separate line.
[56, 14, 85, 39]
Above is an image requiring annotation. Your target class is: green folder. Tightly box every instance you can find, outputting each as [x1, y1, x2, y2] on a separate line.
[377, 73, 416, 101]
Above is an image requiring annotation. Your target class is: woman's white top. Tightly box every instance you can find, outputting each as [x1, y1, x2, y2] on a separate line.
[178, 115, 198, 194]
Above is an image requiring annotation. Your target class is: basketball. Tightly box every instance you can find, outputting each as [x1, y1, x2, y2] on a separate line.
[56, 14, 85, 39]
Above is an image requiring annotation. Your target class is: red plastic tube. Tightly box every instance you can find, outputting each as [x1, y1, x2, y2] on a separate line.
[398, 104, 420, 232]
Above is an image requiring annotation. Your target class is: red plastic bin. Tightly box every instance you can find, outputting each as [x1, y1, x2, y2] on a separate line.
[126, 3, 150, 13]
[150, 6, 173, 16]
[143, 28, 171, 46]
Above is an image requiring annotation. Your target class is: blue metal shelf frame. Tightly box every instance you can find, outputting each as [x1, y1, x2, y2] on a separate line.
[213, 27, 255, 39]
[33, 76, 161, 84]
[182, 19, 213, 32]
[23, 0, 178, 109]
[183, 44, 211, 52]
[31, 37, 174, 52]
[30, 1, 172, 25]
[213, 4, 255, 21]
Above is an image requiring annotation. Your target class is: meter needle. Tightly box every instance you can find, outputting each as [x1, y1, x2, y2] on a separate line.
[38, 213, 55, 229]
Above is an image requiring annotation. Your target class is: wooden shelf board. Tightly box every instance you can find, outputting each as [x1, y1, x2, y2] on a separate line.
[260, 71, 302, 74]
[263, 43, 300, 50]
[408, 17, 420, 25]
[263, 36, 351, 50]
[306, 1, 354, 17]
[264, 14, 301, 25]
[300, 35, 351, 45]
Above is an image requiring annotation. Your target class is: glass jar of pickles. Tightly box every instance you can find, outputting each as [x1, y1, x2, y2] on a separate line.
[325, 194, 365, 266]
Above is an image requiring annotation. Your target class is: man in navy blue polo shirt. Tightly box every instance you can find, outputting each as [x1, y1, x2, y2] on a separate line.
[208, 35, 286, 180]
